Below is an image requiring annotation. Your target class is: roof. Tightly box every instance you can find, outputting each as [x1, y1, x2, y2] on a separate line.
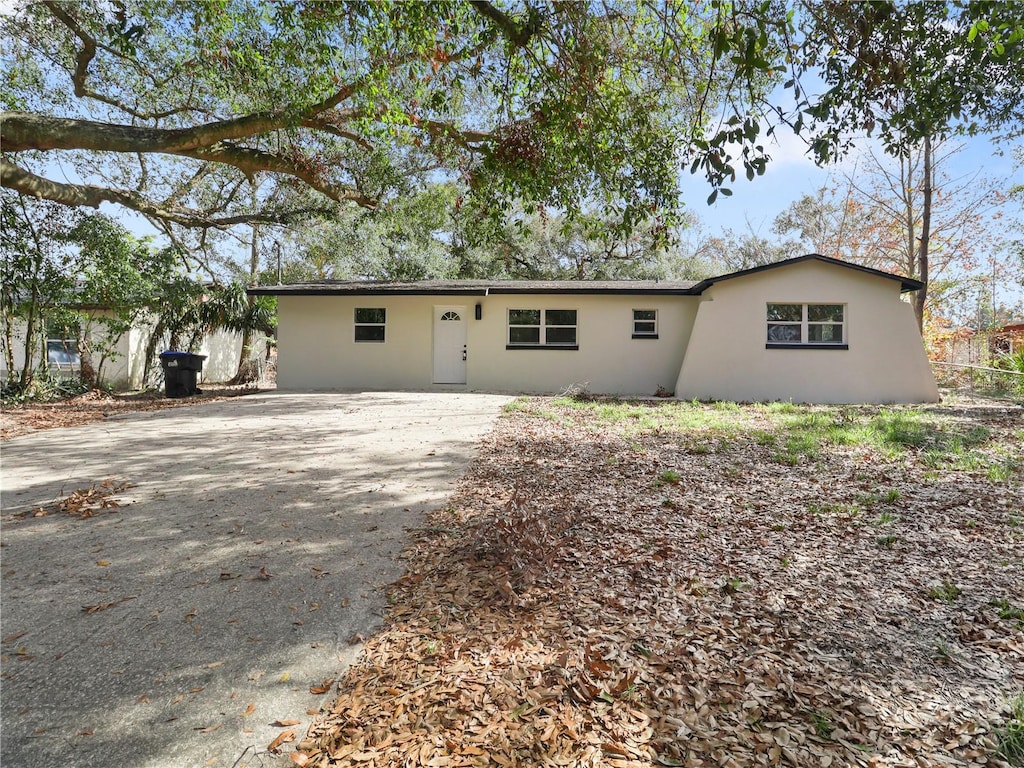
[689, 254, 924, 293]
[248, 279, 699, 296]
[247, 254, 924, 297]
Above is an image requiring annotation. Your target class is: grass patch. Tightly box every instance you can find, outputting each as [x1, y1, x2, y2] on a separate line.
[810, 710, 835, 739]
[997, 692, 1024, 766]
[992, 599, 1024, 631]
[527, 399, 1016, 480]
[927, 582, 962, 604]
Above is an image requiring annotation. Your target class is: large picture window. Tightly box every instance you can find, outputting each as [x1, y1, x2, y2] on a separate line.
[354, 307, 386, 342]
[507, 309, 578, 348]
[767, 304, 846, 348]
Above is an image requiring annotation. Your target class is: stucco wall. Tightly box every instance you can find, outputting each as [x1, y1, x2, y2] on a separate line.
[1, 313, 252, 390]
[675, 260, 940, 403]
[276, 293, 698, 395]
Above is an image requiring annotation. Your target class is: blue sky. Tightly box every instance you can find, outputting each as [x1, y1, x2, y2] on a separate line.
[679, 129, 1021, 238]
[677, 128, 1024, 311]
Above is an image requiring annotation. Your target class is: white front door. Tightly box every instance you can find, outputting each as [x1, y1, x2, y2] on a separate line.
[433, 306, 467, 384]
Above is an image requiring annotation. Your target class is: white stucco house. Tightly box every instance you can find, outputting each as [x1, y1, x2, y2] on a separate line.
[249, 254, 940, 404]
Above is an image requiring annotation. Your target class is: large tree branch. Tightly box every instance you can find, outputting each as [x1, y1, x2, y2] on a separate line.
[468, 1, 545, 47]
[172, 143, 375, 208]
[43, 1, 192, 121]
[0, 158, 346, 229]
[1, 112, 287, 153]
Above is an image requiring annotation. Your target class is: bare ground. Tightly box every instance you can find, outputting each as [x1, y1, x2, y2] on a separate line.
[0, 385, 264, 441]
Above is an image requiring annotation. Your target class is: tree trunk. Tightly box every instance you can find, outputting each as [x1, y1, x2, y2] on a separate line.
[18, 270, 41, 389]
[78, 334, 98, 387]
[914, 134, 932, 335]
[142, 316, 166, 387]
[229, 220, 262, 385]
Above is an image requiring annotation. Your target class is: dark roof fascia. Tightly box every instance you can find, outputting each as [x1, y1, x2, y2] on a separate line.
[689, 253, 924, 294]
[247, 285, 489, 297]
[246, 256, 923, 298]
[485, 286, 694, 295]
[248, 282, 697, 297]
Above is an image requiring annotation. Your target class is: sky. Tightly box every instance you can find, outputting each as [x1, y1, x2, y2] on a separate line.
[679, 127, 1021, 239]
[675, 127, 1024, 311]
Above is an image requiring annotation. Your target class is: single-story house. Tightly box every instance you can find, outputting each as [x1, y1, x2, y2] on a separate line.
[248, 254, 940, 404]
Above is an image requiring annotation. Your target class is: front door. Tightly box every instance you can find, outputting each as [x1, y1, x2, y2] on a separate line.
[433, 306, 467, 384]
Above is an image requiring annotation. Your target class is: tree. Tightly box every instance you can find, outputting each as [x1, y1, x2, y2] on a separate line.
[770, 185, 877, 264]
[1, 195, 80, 389]
[772, 142, 1008, 334]
[779, 3, 1022, 334]
[1, 194, 177, 390]
[695, 226, 800, 274]
[1, 0, 748, 236]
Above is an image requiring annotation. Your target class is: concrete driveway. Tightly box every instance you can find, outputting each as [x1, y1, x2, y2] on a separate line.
[0, 391, 511, 768]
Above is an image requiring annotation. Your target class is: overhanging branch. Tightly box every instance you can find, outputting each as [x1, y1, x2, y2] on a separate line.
[0, 158, 347, 229]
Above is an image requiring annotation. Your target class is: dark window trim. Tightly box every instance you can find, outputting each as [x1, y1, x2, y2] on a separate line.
[766, 343, 849, 350]
[506, 344, 580, 351]
[354, 307, 386, 343]
[631, 334, 660, 340]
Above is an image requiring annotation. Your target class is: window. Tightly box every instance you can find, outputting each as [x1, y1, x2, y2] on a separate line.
[632, 309, 658, 339]
[46, 339, 80, 367]
[507, 309, 578, 348]
[354, 308, 386, 342]
[767, 304, 846, 348]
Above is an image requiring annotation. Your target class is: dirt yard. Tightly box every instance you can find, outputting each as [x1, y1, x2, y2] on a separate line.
[292, 394, 1023, 768]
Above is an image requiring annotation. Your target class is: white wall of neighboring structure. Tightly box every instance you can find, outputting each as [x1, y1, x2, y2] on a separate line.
[674, 259, 940, 403]
[275, 293, 698, 395]
[1, 312, 254, 390]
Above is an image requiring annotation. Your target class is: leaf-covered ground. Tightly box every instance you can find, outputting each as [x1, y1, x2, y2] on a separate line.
[294, 396, 1023, 768]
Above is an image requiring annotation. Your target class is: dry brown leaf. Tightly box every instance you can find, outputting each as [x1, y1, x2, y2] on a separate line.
[267, 729, 296, 753]
[272, 718, 302, 727]
[309, 679, 334, 695]
[81, 595, 137, 614]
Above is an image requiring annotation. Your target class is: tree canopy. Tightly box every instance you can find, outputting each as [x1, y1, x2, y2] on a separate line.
[1, 1, 1021, 243]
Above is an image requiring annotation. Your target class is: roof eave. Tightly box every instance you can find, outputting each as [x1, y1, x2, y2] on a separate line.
[690, 254, 924, 294]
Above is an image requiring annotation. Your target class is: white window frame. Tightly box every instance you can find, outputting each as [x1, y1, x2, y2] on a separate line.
[354, 307, 386, 343]
[766, 303, 846, 348]
[507, 308, 578, 349]
[632, 309, 658, 339]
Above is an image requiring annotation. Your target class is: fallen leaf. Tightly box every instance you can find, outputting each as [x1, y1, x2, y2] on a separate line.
[267, 729, 296, 753]
[243, 702, 256, 717]
[310, 679, 334, 695]
[273, 718, 302, 727]
[81, 595, 137, 614]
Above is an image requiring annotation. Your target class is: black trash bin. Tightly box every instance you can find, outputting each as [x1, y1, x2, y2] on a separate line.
[159, 351, 207, 398]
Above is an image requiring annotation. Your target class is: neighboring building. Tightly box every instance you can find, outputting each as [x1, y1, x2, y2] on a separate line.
[932, 321, 1024, 366]
[1, 313, 255, 390]
[248, 254, 940, 404]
